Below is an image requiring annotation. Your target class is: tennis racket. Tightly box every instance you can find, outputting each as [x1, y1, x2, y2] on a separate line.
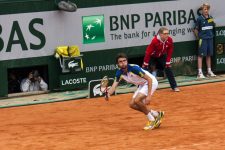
[100, 76, 109, 100]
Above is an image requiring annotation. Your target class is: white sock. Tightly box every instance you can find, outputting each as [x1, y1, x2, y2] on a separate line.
[207, 68, 212, 73]
[198, 69, 202, 74]
[151, 110, 159, 117]
[147, 112, 155, 121]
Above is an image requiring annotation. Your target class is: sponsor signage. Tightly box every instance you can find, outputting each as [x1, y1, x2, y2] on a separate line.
[59, 74, 87, 89]
[1, 0, 225, 61]
[82, 15, 105, 44]
[214, 27, 225, 71]
[64, 57, 83, 73]
[88, 78, 114, 98]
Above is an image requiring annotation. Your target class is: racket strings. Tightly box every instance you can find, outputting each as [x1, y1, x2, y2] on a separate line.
[100, 76, 109, 93]
[101, 80, 108, 87]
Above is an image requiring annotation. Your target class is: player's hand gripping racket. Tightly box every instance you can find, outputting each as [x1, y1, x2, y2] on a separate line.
[100, 76, 109, 100]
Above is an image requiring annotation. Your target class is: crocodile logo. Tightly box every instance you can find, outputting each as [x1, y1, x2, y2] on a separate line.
[68, 60, 79, 68]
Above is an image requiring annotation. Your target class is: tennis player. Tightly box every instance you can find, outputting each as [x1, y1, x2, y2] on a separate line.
[107, 53, 164, 130]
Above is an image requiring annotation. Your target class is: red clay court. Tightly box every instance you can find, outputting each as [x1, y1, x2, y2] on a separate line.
[0, 81, 225, 150]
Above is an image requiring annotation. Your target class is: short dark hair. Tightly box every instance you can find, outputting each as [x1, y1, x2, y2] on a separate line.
[32, 70, 40, 78]
[116, 53, 128, 63]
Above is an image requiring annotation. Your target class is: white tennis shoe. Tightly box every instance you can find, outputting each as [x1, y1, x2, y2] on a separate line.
[197, 73, 206, 79]
[206, 71, 216, 77]
[143, 120, 156, 130]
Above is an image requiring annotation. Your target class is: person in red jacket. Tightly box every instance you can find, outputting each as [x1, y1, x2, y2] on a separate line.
[142, 27, 180, 92]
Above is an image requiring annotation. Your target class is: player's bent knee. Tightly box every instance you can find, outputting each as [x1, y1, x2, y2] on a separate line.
[134, 98, 142, 104]
[129, 101, 135, 108]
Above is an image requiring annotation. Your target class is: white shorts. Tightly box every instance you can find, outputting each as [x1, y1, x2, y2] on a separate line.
[132, 78, 158, 99]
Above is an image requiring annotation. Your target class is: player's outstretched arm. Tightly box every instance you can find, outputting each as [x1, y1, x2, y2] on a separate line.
[107, 81, 119, 99]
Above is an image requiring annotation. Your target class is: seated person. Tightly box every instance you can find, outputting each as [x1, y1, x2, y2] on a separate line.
[8, 72, 21, 93]
[20, 70, 48, 92]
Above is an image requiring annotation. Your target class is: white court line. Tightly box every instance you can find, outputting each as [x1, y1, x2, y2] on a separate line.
[160, 142, 209, 150]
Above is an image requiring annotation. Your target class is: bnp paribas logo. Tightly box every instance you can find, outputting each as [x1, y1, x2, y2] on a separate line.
[82, 15, 105, 44]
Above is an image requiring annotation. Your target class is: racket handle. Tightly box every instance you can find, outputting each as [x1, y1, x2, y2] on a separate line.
[105, 91, 109, 101]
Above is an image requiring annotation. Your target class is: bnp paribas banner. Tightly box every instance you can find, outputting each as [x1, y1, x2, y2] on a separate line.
[0, 0, 225, 60]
